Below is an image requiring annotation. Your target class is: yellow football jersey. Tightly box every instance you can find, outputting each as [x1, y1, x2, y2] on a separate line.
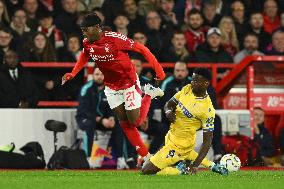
[167, 84, 215, 151]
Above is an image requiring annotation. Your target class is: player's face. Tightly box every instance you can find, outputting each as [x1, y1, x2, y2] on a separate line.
[81, 26, 101, 42]
[93, 68, 104, 85]
[191, 73, 208, 95]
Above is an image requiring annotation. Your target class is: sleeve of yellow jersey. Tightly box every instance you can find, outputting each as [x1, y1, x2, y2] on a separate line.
[174, 84, 190, 101]
[201, 107, 215, 132]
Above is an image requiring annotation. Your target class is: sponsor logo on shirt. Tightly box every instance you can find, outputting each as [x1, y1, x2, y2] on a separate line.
[105, 31, 128, 41]
[90, 53, 115, 62]
[177, 101, 193, 118]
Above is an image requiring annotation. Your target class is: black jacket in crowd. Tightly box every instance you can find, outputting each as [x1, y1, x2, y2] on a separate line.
[76, 81, 114, 131]
[194, 42, 233, 63]
[254, 123, 276, 157]
[0, 65, 38, 108]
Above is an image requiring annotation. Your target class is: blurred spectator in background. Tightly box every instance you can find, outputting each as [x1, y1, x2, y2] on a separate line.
[38, 11, 65, 50]
[0, 27, 15, 64]
[123, 0, 146, 33]
[76, 67, 130, 169]
[23, 32, 56, 62]
[55, 0, 81, 36]
[0, 0, 11, 27]
[101, 0, 123, 28]
[131, 58, 152, 86]
[23, 32, 60, 101]
[161, 61, 189, 104]
[128, 31, 147, 61]
[133, 31, 148, 45]
[10, 8, 33, 51]
[138, 0, 160, 17]
[159, 0, 179, 29]
[194, 28, 233, 79]
[0, 50, 38, 108]
[77, 0, 105, 11]
[160, 31, 190, 63]
[218, 16, 239, 57]
[194, 27, 233, 63]
[263, 0, 280, 34]
[266, 28, 284, 55]
[247, 11, 271, 52]
[92, 7, 105, 25]
[234, 33, 264, 63]
[57, 34, 81, 62]
[23, 0, 40, 31]
[57, 34, 84, 101]
[6, 0, 23, 16]
[145, 10, 173, 60]
[184, 0, 202, 21]
[231, 1, 247, 46]
[113, 12, 131, 37]
[253, 107, 276, 166]
[202, 0, 222, 28]
[183, 9, 205, 54]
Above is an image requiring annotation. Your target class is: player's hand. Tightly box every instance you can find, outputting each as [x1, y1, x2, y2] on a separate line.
[187, 164, 198, 175]
[155, 72, 166, 81]
[61, 73, 74, 85]
[165, 110, 176, 123]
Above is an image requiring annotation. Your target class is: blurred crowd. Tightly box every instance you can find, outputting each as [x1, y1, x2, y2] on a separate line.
[0, 0, 284, 106]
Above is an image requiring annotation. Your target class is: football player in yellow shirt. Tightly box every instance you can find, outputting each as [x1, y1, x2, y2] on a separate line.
[142, 68, 228, 175]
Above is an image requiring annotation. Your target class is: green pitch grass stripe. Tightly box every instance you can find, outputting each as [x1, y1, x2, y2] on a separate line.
[0, 170, 283, 189]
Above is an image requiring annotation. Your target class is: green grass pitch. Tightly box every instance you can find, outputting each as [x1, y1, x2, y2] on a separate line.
[0, 170, 283, 189]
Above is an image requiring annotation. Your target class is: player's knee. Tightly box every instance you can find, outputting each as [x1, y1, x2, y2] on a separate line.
[141, 163, 158, 175]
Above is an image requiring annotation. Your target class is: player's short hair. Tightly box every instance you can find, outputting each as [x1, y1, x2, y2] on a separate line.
[193, 67, 212, 81]
[80, 13, 102, 27]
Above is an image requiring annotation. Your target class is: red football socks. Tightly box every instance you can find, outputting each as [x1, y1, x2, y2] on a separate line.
[134, 95, 151, 126]
[119, 121, 148, 157]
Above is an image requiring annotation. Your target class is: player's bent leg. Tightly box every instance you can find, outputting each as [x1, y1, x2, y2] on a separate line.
[187, 150, 214, 168]
[112, 104, 128, 121]
[186, 150, 228, 175]
[141, 161, 160, 175]
[126, 108, 140, 125]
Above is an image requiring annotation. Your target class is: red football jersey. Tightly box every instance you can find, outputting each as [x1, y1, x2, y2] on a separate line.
[82, 31, 137, 90]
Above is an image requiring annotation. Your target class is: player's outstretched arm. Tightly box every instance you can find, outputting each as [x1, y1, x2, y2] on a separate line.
[132, 43, 165, 80]
[164, 97, 178, 123]
[188, 131, 213, 174]
[62, 50, 89, 85]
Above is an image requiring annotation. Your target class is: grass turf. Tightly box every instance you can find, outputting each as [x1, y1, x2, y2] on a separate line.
[0, 170, 283, 189]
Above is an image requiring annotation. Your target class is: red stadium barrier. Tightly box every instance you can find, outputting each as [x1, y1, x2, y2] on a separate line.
[21, 56, 284, 110]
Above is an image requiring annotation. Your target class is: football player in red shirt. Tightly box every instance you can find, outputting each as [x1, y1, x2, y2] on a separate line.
[62, 13, 166, 162]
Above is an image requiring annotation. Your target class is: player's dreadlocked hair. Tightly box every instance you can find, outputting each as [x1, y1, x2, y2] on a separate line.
[80, 13, 102, 27]
[193, 67, 212, 81]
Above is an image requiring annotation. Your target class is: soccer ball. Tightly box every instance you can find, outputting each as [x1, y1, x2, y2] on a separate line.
[220, 154, 241, 172]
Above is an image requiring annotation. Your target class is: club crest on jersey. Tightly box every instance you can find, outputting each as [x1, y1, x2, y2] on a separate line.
[177, 101, 193, 118]
[166, 150, 175, 158]
[105, 44, 110, 52]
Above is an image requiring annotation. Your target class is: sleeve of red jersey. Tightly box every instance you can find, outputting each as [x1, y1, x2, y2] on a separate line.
[70, 49, 89, 76]
[132, 43, 165, 80]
